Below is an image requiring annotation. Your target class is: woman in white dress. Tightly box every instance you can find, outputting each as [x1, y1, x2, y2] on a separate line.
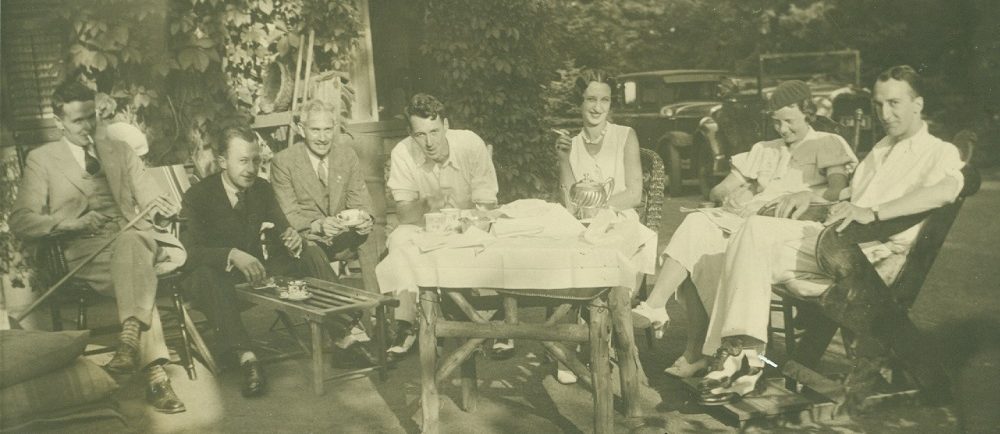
[550, 71, 643, 384]
[631, 80, 858, 378]
[555, 71, 643, 219]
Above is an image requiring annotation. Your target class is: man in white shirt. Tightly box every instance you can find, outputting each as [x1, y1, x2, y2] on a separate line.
[378, 93, 505, 362]
[698, 65, 965, 403]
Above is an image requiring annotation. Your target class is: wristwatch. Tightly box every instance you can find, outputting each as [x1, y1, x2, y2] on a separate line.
[871, 204, 881, 222]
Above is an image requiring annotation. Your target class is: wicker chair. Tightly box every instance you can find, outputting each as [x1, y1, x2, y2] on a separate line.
[634, 148, 666, 346]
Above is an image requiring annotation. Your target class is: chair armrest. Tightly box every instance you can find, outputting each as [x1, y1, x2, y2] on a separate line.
[820, 211, 931, 246]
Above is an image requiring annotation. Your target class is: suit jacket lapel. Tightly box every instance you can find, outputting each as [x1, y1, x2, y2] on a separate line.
[50, 143, 88, 195]
[293, 144, 330, 215]
[326, 146, 347, 214]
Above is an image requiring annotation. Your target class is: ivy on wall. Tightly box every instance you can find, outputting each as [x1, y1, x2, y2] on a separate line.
[60, 0, 364, 165]
[419, 0, 562, 202]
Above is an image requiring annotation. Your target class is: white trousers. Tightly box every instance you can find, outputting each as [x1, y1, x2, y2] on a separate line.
[703, 215, 834, 355]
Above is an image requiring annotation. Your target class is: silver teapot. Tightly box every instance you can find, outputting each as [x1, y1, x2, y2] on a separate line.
[570, 176, 614, 217]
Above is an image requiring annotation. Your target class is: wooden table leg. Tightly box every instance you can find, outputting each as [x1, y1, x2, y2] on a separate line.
[419, 289, 440, 434]
[460, 340, 478, 412]
[610, 286, 645, 419]
[589, 296, 613, 434]
[309, 320, 325, 396]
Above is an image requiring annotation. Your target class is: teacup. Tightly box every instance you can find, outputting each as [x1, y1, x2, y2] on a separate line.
[440, 208, 461, 231]
[336, 209, 366, 227]
[425, 212, 447, 233]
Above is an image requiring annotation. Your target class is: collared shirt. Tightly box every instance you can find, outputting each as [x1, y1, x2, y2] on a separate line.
[304, 147, 327, 179]
[848, 121, 964, 251]
[387, 129, 498, 208]
[219, 172, 243, 208]
[63, 137, 93, 171]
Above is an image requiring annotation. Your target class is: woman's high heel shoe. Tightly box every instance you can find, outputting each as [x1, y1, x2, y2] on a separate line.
[631, 302, 670, 339]
[664, 355, 709, 378]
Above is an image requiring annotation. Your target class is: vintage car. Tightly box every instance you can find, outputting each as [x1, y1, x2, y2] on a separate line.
[614, 69, 757, 197]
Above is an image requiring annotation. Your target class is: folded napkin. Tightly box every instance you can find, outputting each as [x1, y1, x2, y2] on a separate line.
[415, 226, 495, 252]
[491, 220, 545, 238]
[582, 208, 625, 245]
[497, 199, 552, 219]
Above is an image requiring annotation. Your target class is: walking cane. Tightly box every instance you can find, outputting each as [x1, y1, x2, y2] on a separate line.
[9, 202, 159, 329]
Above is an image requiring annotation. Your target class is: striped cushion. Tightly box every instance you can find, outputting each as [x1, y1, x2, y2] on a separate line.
[0, 357, 118, 430]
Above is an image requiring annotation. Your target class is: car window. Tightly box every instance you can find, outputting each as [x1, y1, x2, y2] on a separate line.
[622, 79, 718, 112]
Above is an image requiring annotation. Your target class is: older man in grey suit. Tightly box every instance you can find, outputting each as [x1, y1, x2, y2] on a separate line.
[270, 99, 378, 292]
[10, 80, 186, 413]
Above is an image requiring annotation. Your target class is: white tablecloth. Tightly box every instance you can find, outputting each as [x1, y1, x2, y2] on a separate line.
[376, 202, 658, 295]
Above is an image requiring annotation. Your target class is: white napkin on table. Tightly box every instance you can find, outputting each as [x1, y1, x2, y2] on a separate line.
[414, 226, 495, 253]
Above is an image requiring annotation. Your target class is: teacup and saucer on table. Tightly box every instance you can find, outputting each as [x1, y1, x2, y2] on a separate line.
[336, 209, 368, 228]
[279, 279, 312, 301]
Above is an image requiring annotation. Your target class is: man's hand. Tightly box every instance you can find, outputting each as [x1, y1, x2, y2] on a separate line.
[353, 210, 374, 235]
[56, 211, 112, 233]
[322, 216, 348, 237]
[230, 249, 266, 284]
[769, 191, 814, 219]
[280, 227, 303, 258]
[823, 202, 876, 232]
[148, 195, 180, 219]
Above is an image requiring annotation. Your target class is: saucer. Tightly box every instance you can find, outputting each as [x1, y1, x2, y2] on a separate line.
[280, 291, 312, 301]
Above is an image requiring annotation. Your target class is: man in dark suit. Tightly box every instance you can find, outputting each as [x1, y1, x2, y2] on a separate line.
[11, 80, 185, 413]
[270, 99, 377, 293]
[180, 121, 374, 397]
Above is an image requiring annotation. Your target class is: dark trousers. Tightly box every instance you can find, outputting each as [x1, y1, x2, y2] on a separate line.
[184, 245, 341, 358]
[317, 230, 379, 294]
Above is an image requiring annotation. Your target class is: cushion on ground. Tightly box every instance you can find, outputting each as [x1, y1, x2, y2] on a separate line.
[0, 329, 89, 388]
[0, 357, 118, 431]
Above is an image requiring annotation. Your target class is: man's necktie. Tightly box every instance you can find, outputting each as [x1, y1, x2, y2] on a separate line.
[317, 158, 328, 186]
[84, 145, 101, 175]
[234, 190, 246, 212]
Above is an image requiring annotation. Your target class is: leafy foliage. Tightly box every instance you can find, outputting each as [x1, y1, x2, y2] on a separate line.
[419, 0, 563, 202]
[61, 0, 364, 165]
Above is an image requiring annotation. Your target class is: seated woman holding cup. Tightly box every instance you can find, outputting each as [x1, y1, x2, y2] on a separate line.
[631, 80, 858, 378]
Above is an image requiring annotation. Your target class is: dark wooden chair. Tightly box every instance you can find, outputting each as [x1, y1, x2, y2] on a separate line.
[33, 233, 217, 379]
[771, 164, 981, 403]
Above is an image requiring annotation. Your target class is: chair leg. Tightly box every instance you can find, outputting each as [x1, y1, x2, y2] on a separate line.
[782, 301, 797, 391]
[172, 288, 197, 380]
[183, 307, 219, 376]
[50, 301, 63, 331]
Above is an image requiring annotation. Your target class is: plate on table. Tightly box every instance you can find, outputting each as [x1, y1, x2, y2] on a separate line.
[253, 278, 278, 291]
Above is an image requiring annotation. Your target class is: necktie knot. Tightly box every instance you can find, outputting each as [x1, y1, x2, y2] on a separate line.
[84, 145, 101, 175]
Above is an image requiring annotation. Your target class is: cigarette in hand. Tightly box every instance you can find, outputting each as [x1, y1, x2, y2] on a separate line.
[551, 128, 569, 137]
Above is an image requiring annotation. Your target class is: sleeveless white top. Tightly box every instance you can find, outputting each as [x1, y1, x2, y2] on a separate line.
[568, 123, 637, 217]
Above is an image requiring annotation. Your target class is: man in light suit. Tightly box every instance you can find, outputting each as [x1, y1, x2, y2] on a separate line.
[270, 99, 378, 292]
[10, 80, 185, 413]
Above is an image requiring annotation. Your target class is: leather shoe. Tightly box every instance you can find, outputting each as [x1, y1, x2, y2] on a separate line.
[489, 339, 516, 360]
[386, 321, 416, 364]
[147, 379, 186, 414]
[241, 360, 266, 397]
[105, 342, 140, 374]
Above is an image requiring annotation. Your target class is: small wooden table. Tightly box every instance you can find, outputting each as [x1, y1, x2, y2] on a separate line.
[235, 277, 398, 395]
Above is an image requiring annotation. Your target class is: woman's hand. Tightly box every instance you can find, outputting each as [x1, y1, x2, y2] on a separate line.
[553, 129, 571, 158]
[768, 191, 814, 219]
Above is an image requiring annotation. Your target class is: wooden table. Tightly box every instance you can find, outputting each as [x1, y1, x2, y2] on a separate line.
[377, 204, 658, 433]
[235, 277, 398, 395]
[418, 285, 645, 434]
